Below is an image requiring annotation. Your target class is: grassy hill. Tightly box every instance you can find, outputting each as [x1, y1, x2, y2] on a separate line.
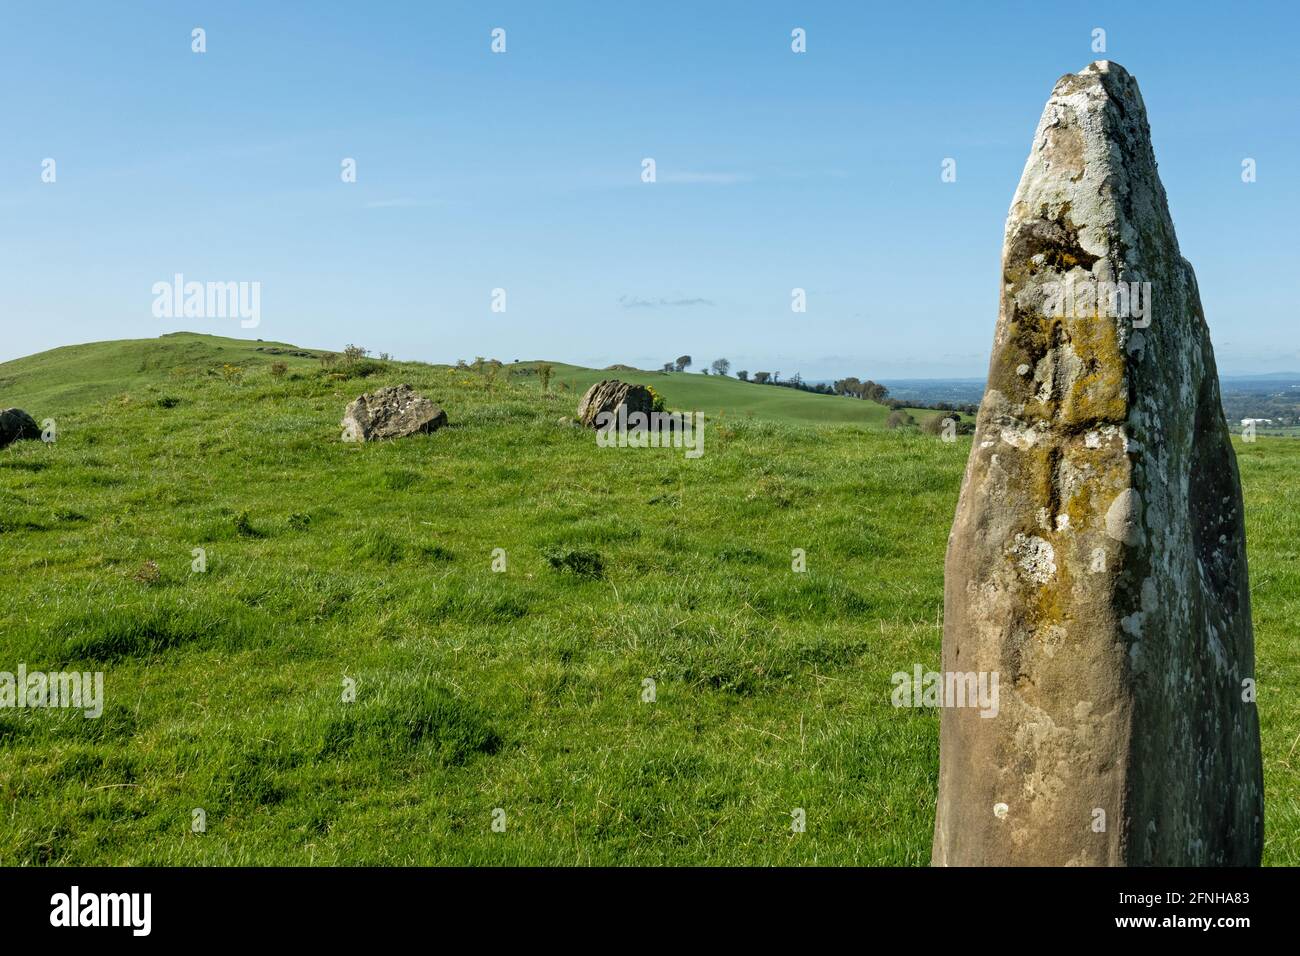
[0, 334, 928, 427]
[0, 333, 321, 412]
[0, 333, 1296, 865]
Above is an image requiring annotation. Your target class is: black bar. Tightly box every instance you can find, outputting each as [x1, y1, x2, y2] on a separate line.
[0, 865, 1290, 940]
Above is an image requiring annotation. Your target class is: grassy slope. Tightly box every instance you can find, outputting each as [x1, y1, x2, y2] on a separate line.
[0, 333, 314, 411]
[0, 333, 1295, 865]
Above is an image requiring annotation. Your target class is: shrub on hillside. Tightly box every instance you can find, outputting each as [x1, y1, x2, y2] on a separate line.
[322, 359, 383, 380]
[886, 410, 915, 429]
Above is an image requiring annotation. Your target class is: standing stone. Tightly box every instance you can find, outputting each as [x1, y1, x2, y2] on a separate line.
[932, 62, 1262, 866]
[576, 379, 653, 428]
[340, 384, 446, 441]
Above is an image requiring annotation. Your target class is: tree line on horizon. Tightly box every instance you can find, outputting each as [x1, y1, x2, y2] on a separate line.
[659, 356, 893, 402]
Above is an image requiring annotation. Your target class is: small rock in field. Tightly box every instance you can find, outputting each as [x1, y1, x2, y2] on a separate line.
[341, 384, 446, 442]
[576, 380, 653, 428]
[0, 408, 40, 450]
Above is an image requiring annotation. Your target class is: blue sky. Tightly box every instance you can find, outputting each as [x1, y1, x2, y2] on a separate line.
[2, 1, 1297, 377]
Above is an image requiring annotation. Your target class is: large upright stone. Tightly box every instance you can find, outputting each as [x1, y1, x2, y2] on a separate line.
[932, 62, 1262, 866]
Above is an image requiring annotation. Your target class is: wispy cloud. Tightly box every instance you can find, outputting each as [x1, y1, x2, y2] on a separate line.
[364, 198, 444, 209]
[618, 295, 715, 309]
[658, 171, 753, 185]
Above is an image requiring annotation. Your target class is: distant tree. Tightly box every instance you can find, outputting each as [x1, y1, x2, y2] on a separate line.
[753, 371, 772, 384]
[700, 368, 709, 374]
[342, 344, 367, 365]
[711, 358, 731, 377]
[662, 362, 674, 372]
[834, 376, 862, 397]
[788, 372, 802, 386]
[378, 352, 391, 362]
[319, 351, 338, 368]
[862, 380, 889, 402]
[736, 370, 749, 381]
[674, 355, 692, 372]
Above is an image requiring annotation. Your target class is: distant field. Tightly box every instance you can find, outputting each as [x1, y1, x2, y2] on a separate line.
[0, 333, 1296, 865]
[522, 361, 933, 427]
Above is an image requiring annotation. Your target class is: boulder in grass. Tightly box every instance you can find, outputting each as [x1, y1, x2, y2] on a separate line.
[341, 384, 446, 442]
[576, 379, 653, 428]
[0, 408, 40, 449]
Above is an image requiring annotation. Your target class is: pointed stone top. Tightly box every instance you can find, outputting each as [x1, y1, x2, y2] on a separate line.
[1082, 59, 1125, 74]
[1049, 59, 1141, 105]
[1007, 60, 1172, 283]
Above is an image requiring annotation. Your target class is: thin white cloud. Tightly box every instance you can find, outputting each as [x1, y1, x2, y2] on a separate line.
[364, 198, 444, 209]
[618, 295, 715, 309]
[658, 171, 754, 185]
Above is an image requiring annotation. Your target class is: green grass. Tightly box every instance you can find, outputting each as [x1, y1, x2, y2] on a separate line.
[0, 333, 1296, 865]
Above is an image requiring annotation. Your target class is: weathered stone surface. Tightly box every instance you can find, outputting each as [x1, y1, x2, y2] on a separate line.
[932, 62, 1262, 866]
[340, 384, 446, 441]
[0, 408, 40, 449]
[576, 379, 653, 428]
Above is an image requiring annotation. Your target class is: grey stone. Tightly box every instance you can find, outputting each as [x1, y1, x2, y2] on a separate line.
[932, 62, 1262, 866]
[0, 408, 40, 449]
[576, 379, 654, 428]
[340, 384, 446, 442]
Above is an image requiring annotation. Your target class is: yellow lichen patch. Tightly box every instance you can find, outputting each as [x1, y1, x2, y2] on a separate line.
[1060, 449, 1129, 535]
[988, 309, 1057, 419]
[1060, 310, 1127, 427]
